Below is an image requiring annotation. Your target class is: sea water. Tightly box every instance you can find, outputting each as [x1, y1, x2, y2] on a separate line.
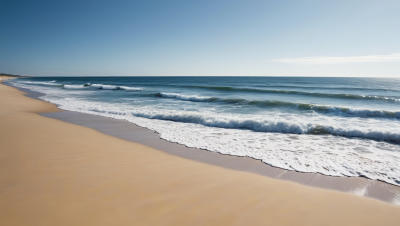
[8, 76, 400, 186]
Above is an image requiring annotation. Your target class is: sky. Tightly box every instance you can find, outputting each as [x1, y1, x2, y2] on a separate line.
[1, 0, 399, 77]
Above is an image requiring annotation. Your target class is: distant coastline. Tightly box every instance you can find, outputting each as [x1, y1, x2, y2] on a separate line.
[0, 73, 31, 78]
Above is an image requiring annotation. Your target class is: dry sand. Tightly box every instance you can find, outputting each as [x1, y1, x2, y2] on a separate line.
[1, 78, 400, 225]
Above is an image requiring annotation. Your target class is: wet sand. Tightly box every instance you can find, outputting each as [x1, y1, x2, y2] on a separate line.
[1, 78, 400, 225]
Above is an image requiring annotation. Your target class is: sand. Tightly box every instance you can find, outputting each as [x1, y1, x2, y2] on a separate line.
[41, 110, 400, 204]
[1, 78, 400, 225]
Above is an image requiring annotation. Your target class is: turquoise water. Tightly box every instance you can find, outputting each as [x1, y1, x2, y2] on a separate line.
[8, 76, 400, 186]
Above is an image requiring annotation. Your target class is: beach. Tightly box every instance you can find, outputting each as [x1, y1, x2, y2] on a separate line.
[10, 76, 400, 189]
[1, 78, 400, 225]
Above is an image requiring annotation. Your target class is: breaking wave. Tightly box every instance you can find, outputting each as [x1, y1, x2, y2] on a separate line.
[82, 108, 400, 143]
[154, 92, 400, 119]
[185, 86, 400, 101]
[298, 104, 400, 118]
[89, 84, 142, 91]
[22, 81, 61, 86]
[156, 92, 217, 102]
[62, 84, 86, 89]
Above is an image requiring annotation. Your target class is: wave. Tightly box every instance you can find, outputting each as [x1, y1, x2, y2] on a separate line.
[185, 85, 400, 101]
[155, 93, 301, 106]
[78, 84, 142, 91]
[19, 81, 143, 91]
[139, 112, 400, 143]
[53, 84, 93, 89]
[156, 92, 217, 102]
[153, 92, 400, 119]
[118, 86, 143, 91]
[88, 109, 400, 143]
[62, 84, 86, 89]
[99, 85, 119, 90]
[297, 104, 400, 118]
[155, 92, 307, 105]
[254, 85, 400, 92]
[133, 83, 399, 93]
[22, 81, 61, 86]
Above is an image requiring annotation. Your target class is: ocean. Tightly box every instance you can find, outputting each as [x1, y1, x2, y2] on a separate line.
[8, 76, 400, 186]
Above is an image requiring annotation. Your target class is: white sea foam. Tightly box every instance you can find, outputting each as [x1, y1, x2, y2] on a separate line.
[119, 86, 143, 91]
[22, 81, 61, 86]
[99, 85, 119, 90]
[91, 84, 116, 89]
[63, 84, 85, 89]
[10, 79, 400, 187]
[90, 84, 142, 91]
[158, 92, 213, 102]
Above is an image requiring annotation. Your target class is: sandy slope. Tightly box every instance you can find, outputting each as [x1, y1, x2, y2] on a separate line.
[1, 79, 400, 226]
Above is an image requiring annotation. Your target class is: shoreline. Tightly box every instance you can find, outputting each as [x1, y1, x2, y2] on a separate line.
[2, 78, 400, 225]
[5, 79, 400, 205]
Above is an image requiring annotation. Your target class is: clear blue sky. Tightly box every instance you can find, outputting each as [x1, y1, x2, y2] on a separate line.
[1, 0, 399, 77]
